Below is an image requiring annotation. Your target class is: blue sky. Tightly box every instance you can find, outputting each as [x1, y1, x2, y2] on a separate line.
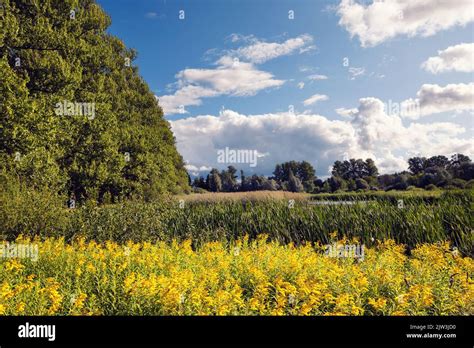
[97, 0, 474, 177]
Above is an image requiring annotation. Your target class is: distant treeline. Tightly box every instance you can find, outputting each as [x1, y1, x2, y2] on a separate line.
[192, 154, 474, 193]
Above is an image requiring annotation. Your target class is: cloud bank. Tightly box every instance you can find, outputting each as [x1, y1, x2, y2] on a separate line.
[170, 98, 472, 177]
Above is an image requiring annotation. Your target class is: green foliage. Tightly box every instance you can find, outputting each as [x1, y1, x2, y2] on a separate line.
[331, 158, 377, 180]
[243, 174, 278, 191]
[0, 173, 70, 239]
[288, 169, 304, 192]
[0, 0, 189, 200]
[355, 178, 369, 190]
[451, 178, 467, 189]
[220, 166, 238, 191]
[207, 169, 222, 192]
[273, 160, 315, 184]
[328, 176, 346, 192]
[1, 186, 472, 256]
[192, 187, 208, 194]
[193, 154, 473, 194]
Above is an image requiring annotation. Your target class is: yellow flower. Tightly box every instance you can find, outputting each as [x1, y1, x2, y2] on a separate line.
[86, 263, 96, 274]
[0, 283, 13, 300]
[249, 297, 261, 311]
[16, 302, 26, 313]
[46, 282, 63, 315]
[0, 235, 470, 316]
[368, 297, 387, 312]
[299, 303, 313, 315]
[73, 293, 87, 309]
[124, 273, 136, 293]
[5, 259, 25, 273]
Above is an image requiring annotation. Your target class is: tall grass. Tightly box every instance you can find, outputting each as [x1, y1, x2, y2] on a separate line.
[1, 187, 472, 255]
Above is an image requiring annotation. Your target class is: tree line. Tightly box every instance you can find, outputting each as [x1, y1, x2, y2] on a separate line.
[192, 154, 474, 193]
[1, 0, 189, 203]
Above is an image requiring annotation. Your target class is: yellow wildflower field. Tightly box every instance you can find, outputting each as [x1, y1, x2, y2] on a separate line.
[0, 236, 472, 316]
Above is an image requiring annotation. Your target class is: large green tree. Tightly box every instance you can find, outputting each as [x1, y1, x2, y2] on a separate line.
[331, 158, 378, 180]
[273, 160, 315, 183]
[0, 0, 189, 201]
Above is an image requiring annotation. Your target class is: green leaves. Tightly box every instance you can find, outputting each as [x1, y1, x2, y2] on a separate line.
[1, 0, 189, 200]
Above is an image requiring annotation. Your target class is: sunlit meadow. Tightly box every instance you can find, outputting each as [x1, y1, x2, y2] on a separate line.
[1, 234, 472, 316]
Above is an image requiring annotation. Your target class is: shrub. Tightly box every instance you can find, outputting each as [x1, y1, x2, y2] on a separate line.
[0, 175, 70, 240]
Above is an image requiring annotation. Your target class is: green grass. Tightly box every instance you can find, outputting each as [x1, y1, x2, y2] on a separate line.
[310, 189, 444, 201]
[1, 188, 472, 256]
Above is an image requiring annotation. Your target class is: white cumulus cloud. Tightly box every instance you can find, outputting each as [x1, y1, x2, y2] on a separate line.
[158, 58, 284, 115]
[170, 103, 472, 177]
[158, 35, 316, 115]
[401, 83, 474, 119]
[337, 0, 474, 47]
[421, 43, 474, 74]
